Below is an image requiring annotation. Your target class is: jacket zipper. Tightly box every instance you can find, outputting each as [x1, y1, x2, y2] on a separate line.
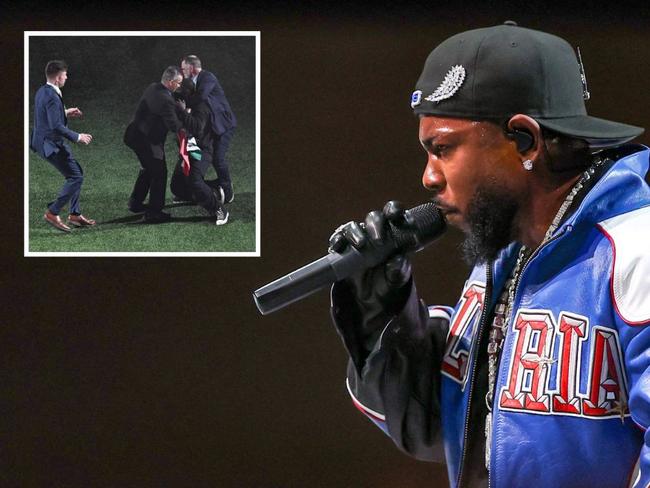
[456, 262, 493, 488]
[485, 229, 569, 488]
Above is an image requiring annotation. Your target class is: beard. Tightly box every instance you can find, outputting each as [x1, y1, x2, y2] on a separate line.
[459, 182, 519, 266]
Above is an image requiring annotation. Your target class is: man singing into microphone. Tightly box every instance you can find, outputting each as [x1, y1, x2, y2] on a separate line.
[327, 23, 650, 487]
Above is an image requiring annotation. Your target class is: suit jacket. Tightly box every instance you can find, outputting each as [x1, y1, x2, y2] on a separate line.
[124, 82, 183, 159]
[194, 70, 237, 136]
[30, 84, 79, 159]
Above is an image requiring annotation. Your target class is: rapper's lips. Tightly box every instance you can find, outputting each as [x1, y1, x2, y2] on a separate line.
[432, 200, 459, 216]
[432, 200, 463, 226]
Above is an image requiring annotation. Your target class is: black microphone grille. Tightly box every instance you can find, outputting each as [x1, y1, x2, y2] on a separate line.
[391, 202, 446, 252]
[407, 202, 446, 237]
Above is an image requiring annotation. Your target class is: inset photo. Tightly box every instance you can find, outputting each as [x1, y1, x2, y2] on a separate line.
[25, 31, 260, 256]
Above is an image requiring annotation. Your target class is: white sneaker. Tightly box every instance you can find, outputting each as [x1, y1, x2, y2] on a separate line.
[215, 207, 229, 226]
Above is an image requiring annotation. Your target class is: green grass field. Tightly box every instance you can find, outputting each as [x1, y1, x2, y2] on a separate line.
[27, 92, 257, 254]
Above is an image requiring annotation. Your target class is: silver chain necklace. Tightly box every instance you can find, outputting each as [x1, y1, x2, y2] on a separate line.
[484, 157, 604, 470]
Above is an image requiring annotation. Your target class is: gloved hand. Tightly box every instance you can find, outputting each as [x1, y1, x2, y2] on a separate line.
[329, 201, 413, 320]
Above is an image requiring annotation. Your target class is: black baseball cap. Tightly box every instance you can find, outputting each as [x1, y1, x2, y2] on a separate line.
[411, 22, 644, 146]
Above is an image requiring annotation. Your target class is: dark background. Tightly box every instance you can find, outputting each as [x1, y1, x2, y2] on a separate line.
[4, 3, 650, 487]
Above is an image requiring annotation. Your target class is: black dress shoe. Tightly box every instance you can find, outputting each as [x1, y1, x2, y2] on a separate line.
[128, 198, 149, 213]
[143, 211, 171, 223]
[221, 183, 234, 204]
[172, 195, 196, 204]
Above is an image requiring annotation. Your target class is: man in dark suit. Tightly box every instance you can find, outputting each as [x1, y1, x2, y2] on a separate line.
[170, 80, 229, 225]
[31, 60, 95, 232]
[181, 55, 237, 204]
[124, 66, 184, 223]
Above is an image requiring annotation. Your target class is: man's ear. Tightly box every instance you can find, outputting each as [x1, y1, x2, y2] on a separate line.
[507, 114, 543, 158]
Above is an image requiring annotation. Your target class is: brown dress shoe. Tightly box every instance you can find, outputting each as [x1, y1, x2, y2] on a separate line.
[67, 214, 97, 227]
[44, 210, 71, 232]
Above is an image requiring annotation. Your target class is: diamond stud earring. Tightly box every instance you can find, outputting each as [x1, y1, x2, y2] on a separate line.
[522, 159, 533, 171]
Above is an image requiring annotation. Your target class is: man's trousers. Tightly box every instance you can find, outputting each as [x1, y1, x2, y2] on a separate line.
[129, 142, 167, 213]
[45, 147, 84, 215]
[171, 155, 220, 215]
[212, 128, 235, 187]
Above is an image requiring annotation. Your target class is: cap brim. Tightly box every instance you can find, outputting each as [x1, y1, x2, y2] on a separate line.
[536, 115, 644, 147]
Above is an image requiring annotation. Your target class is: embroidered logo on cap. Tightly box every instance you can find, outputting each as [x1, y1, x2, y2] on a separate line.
[411, 90, 422, 108]
[425, 65, 466, 103]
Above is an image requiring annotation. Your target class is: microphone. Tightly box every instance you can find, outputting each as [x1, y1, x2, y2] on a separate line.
[253, 202, 446, 315]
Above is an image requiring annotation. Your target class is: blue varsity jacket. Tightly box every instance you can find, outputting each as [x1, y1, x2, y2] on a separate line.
[334, 145, 650, 488]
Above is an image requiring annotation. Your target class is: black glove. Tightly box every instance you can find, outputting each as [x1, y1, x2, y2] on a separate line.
[329, 201, 413, 329]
